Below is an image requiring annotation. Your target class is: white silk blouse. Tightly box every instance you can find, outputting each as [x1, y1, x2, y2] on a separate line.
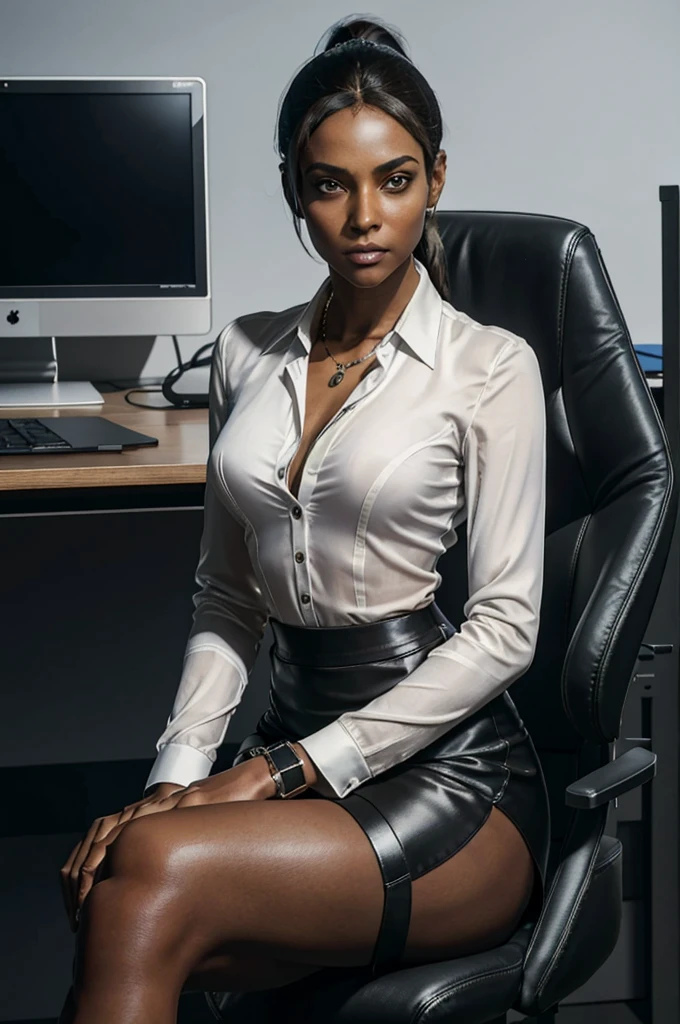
[144, 257, 547, 800]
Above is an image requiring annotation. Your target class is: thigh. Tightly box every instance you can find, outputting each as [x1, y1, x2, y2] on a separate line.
[402, 804, 535, 965]
[106, 797, 383, 969]
[106, 794, 534, 975]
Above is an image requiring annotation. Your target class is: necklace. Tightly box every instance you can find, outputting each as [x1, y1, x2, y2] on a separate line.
[320, 291, 385, 387]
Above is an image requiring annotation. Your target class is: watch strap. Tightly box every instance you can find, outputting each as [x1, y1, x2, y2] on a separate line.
[249, 740, 307, 798]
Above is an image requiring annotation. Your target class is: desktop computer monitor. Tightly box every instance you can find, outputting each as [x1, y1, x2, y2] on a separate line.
[0, 76, 211, 406]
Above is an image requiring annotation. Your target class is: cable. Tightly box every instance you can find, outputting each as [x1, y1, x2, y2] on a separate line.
[161, 336, 215, 408]
[99, 378, 167, 408]
[102, 335, 215, 409]
[124, 387, 167, 408]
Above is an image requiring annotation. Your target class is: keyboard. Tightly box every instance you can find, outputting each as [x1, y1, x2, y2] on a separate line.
[0, 418, 72, 453]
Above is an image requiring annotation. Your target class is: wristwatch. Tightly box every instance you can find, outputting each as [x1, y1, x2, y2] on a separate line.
[248, 740, 308, 798]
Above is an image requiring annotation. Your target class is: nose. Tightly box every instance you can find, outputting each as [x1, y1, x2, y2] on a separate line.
[348, 185, 381, 235]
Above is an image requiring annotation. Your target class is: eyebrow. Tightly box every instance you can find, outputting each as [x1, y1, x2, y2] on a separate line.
[303, 155, 419, 177]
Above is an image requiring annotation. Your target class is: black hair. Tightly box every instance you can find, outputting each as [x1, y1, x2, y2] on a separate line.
[275, 15, 450, 301]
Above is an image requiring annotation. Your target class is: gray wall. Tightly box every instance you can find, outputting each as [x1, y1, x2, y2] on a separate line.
[2, 0, 679, 382]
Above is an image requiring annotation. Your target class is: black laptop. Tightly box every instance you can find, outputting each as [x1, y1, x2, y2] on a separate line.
[0, 416, 159, 454]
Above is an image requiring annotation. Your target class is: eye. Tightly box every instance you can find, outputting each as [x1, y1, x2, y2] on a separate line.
[313, 173, 413, 195]
[384, 174, 412, 189]
[315, 179, 343, 194]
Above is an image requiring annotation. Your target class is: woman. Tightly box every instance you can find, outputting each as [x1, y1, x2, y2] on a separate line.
[59, 16, 550, 1023]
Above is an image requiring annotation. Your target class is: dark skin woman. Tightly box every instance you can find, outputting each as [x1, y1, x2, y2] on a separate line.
[57, 100, 535, 1024]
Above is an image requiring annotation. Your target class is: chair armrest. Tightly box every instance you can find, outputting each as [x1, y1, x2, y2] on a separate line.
[565, 746, 656, 808]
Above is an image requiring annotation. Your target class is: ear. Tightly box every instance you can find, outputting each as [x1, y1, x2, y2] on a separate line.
[427, 150, 447, 208]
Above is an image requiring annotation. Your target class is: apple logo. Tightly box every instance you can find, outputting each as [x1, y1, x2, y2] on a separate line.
[6, 310, 19, 325]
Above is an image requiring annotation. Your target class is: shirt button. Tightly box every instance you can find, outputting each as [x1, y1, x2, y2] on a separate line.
[295, 551, 305, 563]
[277, 467, 285, 478]
[300, 593, 311, 604]
[292, 506, 302, 518]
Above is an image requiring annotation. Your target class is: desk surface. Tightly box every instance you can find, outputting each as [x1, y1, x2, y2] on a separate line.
[0, 391, 209, 491]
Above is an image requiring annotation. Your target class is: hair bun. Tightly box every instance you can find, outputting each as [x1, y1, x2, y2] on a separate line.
[318, 16, 410, 60]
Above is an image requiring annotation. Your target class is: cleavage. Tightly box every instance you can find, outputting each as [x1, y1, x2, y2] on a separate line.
[286, 356, 378, 501]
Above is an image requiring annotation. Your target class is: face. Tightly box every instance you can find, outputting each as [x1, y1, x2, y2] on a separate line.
[293, 104, 446, 289]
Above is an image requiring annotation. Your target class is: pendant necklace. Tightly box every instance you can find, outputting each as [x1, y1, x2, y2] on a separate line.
[319, 290, 385, 388]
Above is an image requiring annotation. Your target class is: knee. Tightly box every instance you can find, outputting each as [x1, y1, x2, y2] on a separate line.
[105, 814, 178, 883]
[81, 872, 149, 927]
[78, 874, 200, 976]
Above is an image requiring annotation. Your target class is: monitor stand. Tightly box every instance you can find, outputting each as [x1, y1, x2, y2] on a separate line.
[0, 381, 103, 408]
[0, 336, 104, 408]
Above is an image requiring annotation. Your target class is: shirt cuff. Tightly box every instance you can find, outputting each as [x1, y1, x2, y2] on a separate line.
[298, 719, 372, 799]
[143, 742, 214, 796]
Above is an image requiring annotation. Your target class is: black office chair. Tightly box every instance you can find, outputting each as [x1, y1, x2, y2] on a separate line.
[206, 211, 678, 1023]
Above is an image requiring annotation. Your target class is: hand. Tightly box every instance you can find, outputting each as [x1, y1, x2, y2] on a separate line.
[60, 757, 279, 932]
[61, 743, 318, 932]
[60, 781, 186, 934]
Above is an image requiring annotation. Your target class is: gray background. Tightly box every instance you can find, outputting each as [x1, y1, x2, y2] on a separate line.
[2, 0, 679, 381]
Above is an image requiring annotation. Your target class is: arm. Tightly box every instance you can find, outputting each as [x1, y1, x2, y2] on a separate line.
[143, 321, 269, 796]
[299, 338, 547, 799]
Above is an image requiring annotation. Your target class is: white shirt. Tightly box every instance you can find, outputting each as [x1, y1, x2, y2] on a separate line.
[144, 258, 546, 800]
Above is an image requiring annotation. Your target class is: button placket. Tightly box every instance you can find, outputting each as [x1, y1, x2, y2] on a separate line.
[290, 503, 314, 623]
[280, 340, 396, 623]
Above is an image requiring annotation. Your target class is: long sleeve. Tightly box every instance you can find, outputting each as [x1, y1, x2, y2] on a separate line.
[300, 338, 546, 799]
[144, 322, 269, 795]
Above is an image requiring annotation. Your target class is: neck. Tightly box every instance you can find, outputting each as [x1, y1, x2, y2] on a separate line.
[319, 255, 420, 354]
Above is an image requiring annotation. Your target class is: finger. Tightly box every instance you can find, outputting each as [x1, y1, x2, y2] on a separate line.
[61, 803, 145, 929]
[70, 814, 124, 928]
[175, 789, 207, 808]
[76, 836, 116, 916]
[68, 821, 104, 925]
[128, 793, 187, 818]
[76, 820, 132, 920]
[60, 838, 86, 926]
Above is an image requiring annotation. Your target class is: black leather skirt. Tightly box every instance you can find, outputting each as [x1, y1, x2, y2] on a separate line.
[235, 601, 550, 979]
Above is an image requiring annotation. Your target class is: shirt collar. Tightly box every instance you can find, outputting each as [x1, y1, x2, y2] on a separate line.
[259, 257, 442, 370]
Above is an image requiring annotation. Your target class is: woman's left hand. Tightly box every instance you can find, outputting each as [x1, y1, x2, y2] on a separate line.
[70, 744, 316, 926]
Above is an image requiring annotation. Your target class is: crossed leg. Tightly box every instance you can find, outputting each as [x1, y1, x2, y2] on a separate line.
[63, 796, 535, 1023]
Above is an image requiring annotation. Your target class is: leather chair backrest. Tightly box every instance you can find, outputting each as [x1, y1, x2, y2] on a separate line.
[433, 211, 676, 846]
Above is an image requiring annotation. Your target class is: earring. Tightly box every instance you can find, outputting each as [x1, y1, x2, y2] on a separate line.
[426, 205, 436, 216]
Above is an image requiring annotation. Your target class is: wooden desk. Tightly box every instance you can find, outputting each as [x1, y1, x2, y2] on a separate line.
[0, 390, 209, 513]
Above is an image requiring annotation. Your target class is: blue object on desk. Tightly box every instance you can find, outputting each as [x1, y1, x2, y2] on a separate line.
[634, 344, 663, 373]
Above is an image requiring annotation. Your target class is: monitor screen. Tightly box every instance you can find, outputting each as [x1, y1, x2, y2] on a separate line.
[0, 80, 208, 300]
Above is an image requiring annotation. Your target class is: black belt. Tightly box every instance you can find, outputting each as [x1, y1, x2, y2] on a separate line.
[269, 601, 453, 668]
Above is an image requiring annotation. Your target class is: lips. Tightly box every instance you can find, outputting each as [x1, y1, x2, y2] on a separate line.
[345, 249, 388, 265]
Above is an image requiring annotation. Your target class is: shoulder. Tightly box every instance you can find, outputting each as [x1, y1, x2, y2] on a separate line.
[212, 299, 308, 384]
[440, 300, 541, 381]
